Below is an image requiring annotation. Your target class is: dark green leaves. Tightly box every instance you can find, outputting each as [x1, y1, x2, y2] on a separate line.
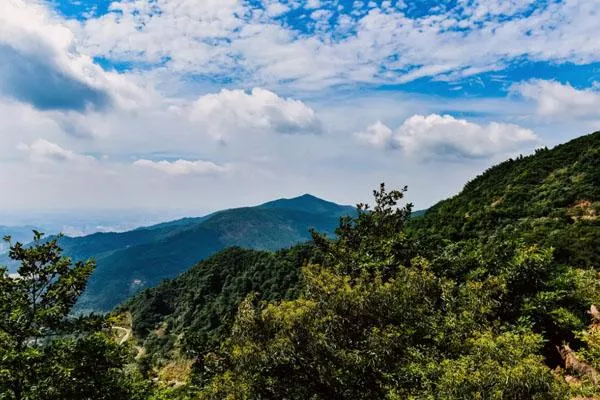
[0, 233, 146, 399]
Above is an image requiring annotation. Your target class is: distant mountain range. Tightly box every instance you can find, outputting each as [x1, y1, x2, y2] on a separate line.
[46, 194, 356, 312]
[1, 195, 429, 313]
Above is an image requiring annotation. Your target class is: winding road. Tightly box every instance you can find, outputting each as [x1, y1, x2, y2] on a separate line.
[112, 326, 131, 345]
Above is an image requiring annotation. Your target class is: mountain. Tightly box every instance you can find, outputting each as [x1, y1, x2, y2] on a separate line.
[258, 193, 354, 215]
[120, 245, 318, 372]
[118, 131, 600, 389]
[411, 130, 600, 268]
[57, 195, 355, 313]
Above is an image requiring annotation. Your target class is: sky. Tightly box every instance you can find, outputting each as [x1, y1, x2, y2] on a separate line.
[1, 0, 600, 228]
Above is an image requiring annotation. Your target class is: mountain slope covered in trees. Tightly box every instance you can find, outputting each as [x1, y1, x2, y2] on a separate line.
[118, 131, 600, 398]
[411, 131, 600, 268]
[68, 195, 354, 312]
[120, 244, 320, 380]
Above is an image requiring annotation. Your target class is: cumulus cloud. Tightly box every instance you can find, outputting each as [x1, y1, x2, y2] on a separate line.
[0, 44, 111, 112]
[0, 0, 148, 112]
[513, 80, 600, 119]
[265, 2, 289, 17]
[189, 88, 322, 140]
[305, 0, 321, 9]
[17, 139, 95, 163]
[355, 121, 395, 149]
[358, 114, 538, 158]
[133, 159, 230, 175]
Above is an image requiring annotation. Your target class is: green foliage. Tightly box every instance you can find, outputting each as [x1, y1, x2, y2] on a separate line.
[421, 330, 566, 400]
[198, 185, 572, 399]
[411, 131, 600, 268]
[0, 233, 148, 399]
[430, 238, 599, 354]
[121, 244, 318, 375]
[55, 194, 353, 313]
[311, 184, 416, 280]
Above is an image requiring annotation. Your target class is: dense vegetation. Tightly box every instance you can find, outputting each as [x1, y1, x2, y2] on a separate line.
[411, 131, 600, 268]
[195, 184, 600, 399]
[52, 195, 354, 313]
[2, 132, 600, 399]
[0, 233, 149, 399]
[121, 244, 319, 375]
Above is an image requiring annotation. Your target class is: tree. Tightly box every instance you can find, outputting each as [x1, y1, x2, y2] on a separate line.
[199, 185, 566, 399]
[311, 183, 415, 280]
[0, 232, 146, 399]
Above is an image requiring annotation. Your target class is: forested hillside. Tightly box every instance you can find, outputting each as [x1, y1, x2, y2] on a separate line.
[117, 131, 600, 399]
[412, 131, 600, 268]
[120, 244, 320, 382]
[3, 132, 600, 399]
[64, 195, 354, 312]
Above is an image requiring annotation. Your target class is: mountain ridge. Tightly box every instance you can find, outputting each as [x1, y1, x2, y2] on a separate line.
[119, 131, 600, 394]
[411, 130, 600, 268]
[55, 194, 356, 312]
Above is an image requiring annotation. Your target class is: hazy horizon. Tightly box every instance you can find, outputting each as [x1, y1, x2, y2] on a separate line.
[0, 190, 407, 236]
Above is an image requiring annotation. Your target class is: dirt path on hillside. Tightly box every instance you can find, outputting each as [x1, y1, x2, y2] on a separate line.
[112, 326, 131, 345]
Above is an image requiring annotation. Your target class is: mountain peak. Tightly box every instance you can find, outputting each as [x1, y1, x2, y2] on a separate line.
[296, 193, 320, 200]
[258, 194, 355, 216]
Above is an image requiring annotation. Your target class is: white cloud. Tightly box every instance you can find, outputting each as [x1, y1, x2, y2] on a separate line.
[355, 121, 394, 149]
[0, 92, 548, 217]
[75, 0, 600, 90]
[0, 83, 324, 174]
[0, 99, 66, 155]
[4, 84, 318, 145]
[305, 0, 321, 9]
[513, 79, 600, 119]
[17, 139, 95, 163]
[466, 0, 537, 18]
[311, 9, 333, 22]
[80, 0, 244, 74]
[266, 2, 289, 17]
[133, 159, 230, 175]
[189, 88, 322, 140]
[359, 114, 538, 158]
[0, 0, 150, 112]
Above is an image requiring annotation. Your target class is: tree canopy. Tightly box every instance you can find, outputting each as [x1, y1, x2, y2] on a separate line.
[0, 233, 147, 399]
[3, 131, 600, 399]
[197, 184, 598, 399]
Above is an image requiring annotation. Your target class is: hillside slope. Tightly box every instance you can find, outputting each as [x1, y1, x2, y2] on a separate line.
[117, 131, 600, 393]
[412, 131, 600, 268]
[69, 195, 354, 312]
[120, 244, 318, 374]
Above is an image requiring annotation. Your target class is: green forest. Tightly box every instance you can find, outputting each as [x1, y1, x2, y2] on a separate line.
[1, 131, 600, 399]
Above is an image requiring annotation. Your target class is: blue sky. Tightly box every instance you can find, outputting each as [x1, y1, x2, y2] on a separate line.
[0, 0, 599, 228]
